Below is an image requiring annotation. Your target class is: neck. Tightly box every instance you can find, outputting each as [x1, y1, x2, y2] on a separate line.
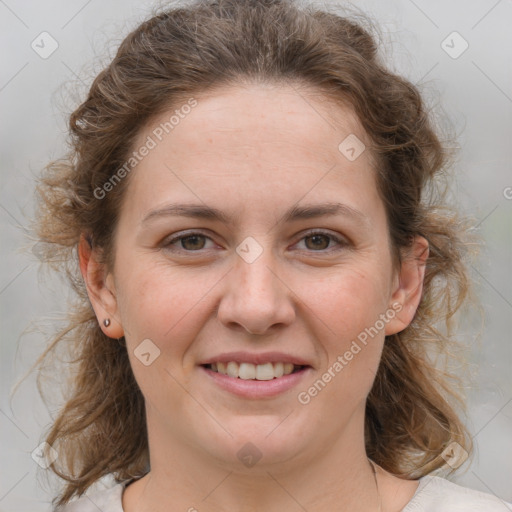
[124, 409, 382, 512]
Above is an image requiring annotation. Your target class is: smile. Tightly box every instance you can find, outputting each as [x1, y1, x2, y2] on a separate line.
[204, 361, 305, 380]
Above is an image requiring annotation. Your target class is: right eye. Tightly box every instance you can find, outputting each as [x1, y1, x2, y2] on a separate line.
[162, 231, 217, 253]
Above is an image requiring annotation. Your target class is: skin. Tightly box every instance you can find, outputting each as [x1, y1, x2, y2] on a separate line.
[79, 83, 428, 512]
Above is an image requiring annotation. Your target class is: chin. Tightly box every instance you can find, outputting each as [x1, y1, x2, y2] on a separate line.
[202, 425, 307, 470]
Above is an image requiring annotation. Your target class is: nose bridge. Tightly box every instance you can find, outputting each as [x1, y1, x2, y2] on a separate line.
[237, 251, 279, 301]
[218, 238, 295, 334]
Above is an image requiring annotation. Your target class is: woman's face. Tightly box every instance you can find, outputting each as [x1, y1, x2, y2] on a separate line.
[86, 83, 426, 471]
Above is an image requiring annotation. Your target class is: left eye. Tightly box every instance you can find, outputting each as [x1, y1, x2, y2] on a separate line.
[163, 231, 346, 253]
[296, 232, 346, 251]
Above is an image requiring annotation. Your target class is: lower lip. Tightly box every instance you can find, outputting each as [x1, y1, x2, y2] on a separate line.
[200, 365, 312, 399]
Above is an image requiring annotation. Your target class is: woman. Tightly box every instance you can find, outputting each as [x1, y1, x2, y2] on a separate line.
[33, 0, 511, 510]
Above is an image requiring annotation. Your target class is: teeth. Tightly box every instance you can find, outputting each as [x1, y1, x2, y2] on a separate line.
[227, 361, 238, 378]
[256, 362, 274, 380]
[239, 362, 256, 379]
[209, 361, 302, 380]
[273, 362, 284, 378]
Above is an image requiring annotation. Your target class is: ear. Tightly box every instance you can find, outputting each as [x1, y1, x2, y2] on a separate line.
[385, 236, 429, 336]
[78, 234, 124, 339]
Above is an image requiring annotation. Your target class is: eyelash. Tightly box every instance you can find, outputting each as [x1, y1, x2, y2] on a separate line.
[162, 230, 349, 254]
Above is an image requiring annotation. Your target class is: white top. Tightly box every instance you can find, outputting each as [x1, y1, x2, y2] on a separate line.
[56, 475, 512, 511]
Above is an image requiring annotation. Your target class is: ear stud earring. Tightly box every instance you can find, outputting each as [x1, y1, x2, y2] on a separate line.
[103, 319, 111, 327]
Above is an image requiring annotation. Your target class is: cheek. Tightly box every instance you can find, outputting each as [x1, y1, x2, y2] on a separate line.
[302, 267, 390, 397]
[306, 265, 390, 338]
[115, 264, 205, 406]
[116, 261, 216, 360]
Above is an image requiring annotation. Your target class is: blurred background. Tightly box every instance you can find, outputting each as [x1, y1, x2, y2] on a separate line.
[1, 0, 511, 509]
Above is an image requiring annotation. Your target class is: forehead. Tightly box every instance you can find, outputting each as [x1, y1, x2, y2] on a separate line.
[146, 82, 370, 160]
[122, 83, 380, 219]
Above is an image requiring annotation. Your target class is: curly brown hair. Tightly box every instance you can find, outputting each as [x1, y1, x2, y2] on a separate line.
[31, 0, 476, 506]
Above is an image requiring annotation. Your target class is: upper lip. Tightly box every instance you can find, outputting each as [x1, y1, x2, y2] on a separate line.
[199, 351, 313, 367]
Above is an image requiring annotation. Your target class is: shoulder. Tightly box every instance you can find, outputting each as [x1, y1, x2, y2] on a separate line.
[54, 483, 124, 512]
[403, 475, 512, 512]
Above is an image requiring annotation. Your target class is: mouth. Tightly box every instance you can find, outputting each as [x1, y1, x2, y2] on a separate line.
[200, 361, 312, 399]
[201, 361, 308, 380]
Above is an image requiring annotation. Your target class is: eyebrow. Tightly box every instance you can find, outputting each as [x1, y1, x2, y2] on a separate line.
[141, 202, 368, 226]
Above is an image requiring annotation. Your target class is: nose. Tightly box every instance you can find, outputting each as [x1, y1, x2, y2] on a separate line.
[216, 247, 296, 336]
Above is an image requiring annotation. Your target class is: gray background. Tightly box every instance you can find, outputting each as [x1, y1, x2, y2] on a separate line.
[1, 0, 511, 510]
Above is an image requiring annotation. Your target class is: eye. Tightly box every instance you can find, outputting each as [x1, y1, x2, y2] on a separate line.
[295, 230, 349, 252]
[162, 230, 349, 254]
[163, 231, 216, 252]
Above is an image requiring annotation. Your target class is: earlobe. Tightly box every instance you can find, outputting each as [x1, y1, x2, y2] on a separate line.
[78, 234, 124, 339]
[384, 236, 429, 336]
